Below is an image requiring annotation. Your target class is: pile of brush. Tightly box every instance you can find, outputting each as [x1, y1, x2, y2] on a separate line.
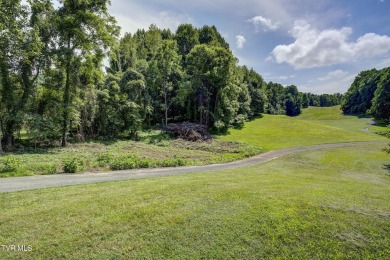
[164, 122, 212, 142]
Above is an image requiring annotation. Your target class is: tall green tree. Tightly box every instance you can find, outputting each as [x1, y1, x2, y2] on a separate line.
[285, 85, 302, 116]
[342, 69, 380, 115]
[186, 44, 237, 129]
[243, 67, 266, 116]
[265, 82, 285, 115]
[369, 68, 390, 120]
[149, 40, 182, 127]
[302, 93, 310, 108]
[0, 0, 47, 148]
[175, 24, 199, 63]
[55, 0, 118, 146]
[198, 25, 229, 49]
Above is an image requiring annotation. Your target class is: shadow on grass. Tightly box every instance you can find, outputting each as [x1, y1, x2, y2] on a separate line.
[373, 119, 389, 128]
[140, 131, 173, 144]
[384, 164, 390, 176]
[214, 114, 264, 137]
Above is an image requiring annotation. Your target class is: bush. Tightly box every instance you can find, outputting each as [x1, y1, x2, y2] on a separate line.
[2, 156, 23, 172]
[97, 153, 115, 167]
[157, 158, 187, 167]
[63, 157, 84, 173]
[109, 155, 138, 171]
[31, 163, 57, 175]
[108, 155, 186, 170]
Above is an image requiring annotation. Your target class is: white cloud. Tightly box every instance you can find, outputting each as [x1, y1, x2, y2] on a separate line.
[236, 35, 246, 49]
[109, 3, 194, 35]
[247, 16, 279, 32]
[318, 70, 349, 81]
[301, 73, 356, 94]
[272, 20, 390, 69]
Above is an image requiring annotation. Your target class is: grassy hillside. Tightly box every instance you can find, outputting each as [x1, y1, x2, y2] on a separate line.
[219, 106, 387, 150]
[0, 144, 389, 259]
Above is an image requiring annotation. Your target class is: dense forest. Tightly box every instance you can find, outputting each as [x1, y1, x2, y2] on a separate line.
[342, 67, 390, 120]
[0, 0, 343, 152]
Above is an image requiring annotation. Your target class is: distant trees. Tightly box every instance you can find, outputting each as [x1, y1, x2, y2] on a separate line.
[342, 67, 390, 120]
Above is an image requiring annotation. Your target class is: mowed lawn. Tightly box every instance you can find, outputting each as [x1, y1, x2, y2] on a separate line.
[219, 106, 387, 150]
[0, 144, 389, 259]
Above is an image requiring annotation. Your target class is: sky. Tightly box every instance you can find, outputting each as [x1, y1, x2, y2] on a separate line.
[107, 0, 390, 94]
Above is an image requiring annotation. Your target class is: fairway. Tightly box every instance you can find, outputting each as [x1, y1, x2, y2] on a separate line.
[219, 106, 387, 150]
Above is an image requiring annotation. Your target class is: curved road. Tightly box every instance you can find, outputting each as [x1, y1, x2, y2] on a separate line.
[0, 141, 385, 193]
[362, 118, 376, 132]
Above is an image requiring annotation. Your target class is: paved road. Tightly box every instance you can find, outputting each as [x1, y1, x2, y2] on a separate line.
[362, 118, 376, 132]
[0, 142, 385, 193]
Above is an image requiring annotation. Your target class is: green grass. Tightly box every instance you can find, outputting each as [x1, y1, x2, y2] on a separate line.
[219, 106, 387, 150]
[0, 144, 389, 259]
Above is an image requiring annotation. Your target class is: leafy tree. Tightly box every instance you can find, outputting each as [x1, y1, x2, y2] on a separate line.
[265, 82, 285, 114]
[98, 68, 145, 138]
[302, 93, 310, 108]
[54, 0, 118, 146]
[0, 0, 48, 149]
[369, 68, 390, 120]
[186, 44, 236, 129]
[285, 85, 302, 116]
[144, 24, 162, 61]
[108, 33, 137, 74]
[246, 68, 266, 116]
[198, 25, 229, 49]
[149, 40, 182, 127]
[232, 66, 251, 124]
[342, 69, 380, 115]
[175, 24, 199, 63]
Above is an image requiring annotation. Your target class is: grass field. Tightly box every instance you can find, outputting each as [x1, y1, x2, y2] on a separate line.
[0, 144, 389, 259]
[219, 106, 387, 150]
[0, 106, 389, 258]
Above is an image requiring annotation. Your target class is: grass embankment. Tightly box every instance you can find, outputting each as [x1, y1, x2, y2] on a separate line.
[0, 144, 389, 259]
[0, 132, 262, 177]
[219, 106, 387, 150]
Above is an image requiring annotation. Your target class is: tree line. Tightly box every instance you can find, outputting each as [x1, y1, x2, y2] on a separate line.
[342, 67, 390, 120]
[0, 1, 342, 152]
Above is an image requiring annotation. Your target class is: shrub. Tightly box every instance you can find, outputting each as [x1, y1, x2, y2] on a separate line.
[2, 156, 23, 172]
[109, 156, 137, 171]
[157, 158, 187, 167]
[31, 163, 57, 175]
[97, 153, 115, 167]
[137, 158, 154, 168]
[63, 157, 84, 173]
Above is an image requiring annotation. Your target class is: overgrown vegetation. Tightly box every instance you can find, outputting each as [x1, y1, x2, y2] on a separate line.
[0, 130, 263, 177]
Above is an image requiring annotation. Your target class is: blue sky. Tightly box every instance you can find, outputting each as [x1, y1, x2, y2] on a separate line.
[108, 0, 390, 94]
